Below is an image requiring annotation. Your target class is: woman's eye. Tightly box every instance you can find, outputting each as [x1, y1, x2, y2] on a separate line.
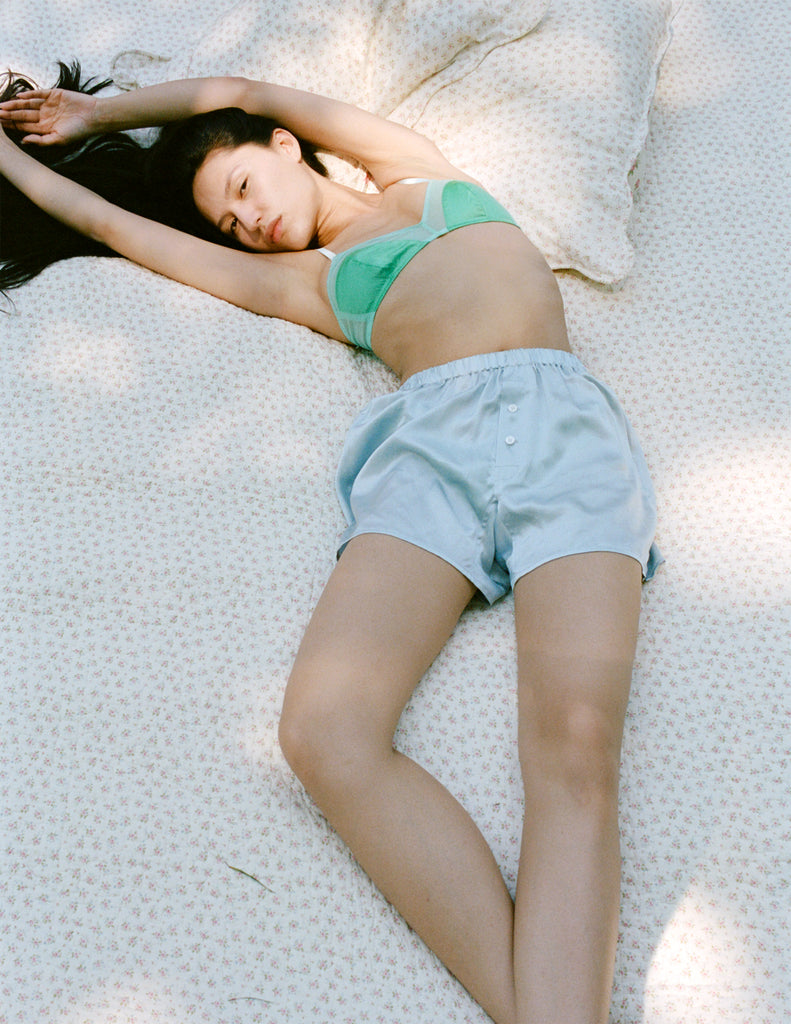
[240, 178, 247, 196]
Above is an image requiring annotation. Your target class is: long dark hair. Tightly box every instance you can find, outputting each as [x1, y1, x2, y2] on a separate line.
[1, 61, 329, 294]
[0, 61, 156, 293]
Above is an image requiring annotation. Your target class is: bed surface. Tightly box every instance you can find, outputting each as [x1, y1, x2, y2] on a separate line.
[1, 2, 788, 1022]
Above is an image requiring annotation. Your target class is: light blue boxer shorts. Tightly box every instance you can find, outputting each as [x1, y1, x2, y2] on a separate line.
[336, 348, 662, 603]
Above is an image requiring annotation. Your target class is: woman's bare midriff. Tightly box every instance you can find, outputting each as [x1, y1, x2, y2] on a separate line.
[365, 222, 570, 380]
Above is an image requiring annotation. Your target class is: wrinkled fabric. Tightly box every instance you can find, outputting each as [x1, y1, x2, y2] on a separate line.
[337, 347, 662, 602]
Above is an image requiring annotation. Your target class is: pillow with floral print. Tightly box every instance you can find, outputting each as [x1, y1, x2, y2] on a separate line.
[391, 0, 683, 284]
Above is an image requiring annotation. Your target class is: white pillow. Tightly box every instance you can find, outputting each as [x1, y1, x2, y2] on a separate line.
[391, 0, 683, 284]
[112, 0, 549, 116]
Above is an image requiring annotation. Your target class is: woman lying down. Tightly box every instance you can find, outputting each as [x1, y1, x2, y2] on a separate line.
[1, 61, 661, 1024]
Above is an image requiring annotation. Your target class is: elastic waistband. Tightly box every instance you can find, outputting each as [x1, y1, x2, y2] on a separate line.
[399, 348, 585, 391]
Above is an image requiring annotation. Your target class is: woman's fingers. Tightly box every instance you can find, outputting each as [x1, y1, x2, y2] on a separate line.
[0, 100, 43, 131]
[0, 95, 46, 112]
[22, 133, 60, 145]
[0, 112, 60, 144]
[0, 98, 57, 143]
[4, 90, 47, 101]
[0, 112, 40, 130]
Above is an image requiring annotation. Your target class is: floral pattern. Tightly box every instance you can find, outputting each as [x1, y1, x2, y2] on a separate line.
[1, 1, 788, 1022]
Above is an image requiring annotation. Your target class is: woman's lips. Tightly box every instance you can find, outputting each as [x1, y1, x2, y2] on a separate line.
[266, 216, 283, 246]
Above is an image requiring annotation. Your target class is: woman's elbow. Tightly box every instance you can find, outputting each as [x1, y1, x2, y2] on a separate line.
[229, 77, 259, 111]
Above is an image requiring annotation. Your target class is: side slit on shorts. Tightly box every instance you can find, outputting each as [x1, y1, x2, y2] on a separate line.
[336, 348, 663, 604]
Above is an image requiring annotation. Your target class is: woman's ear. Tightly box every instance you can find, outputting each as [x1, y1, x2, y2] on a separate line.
[270, 127, 302, 162]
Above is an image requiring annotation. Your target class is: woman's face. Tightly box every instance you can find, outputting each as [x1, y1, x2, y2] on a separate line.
[192, 131, 318, 252]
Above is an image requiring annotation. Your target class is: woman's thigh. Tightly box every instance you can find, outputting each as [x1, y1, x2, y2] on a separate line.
[513, 552, 643, 773]
[281, 533, 476, 752]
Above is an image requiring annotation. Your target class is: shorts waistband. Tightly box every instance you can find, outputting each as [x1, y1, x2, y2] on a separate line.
[399, 348, 585, 391]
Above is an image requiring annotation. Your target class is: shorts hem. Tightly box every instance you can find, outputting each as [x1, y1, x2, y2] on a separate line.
[336, 526, 507, 604]
[509, 543, 664, 590]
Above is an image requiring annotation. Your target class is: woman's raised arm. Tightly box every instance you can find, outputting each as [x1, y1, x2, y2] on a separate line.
[1, 76, 466, 188]
[0, 77, 251, 145]
[0, 128, 331, 330]
[232, 80, 464, 187]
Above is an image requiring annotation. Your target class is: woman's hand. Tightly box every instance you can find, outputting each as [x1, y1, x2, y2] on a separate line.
[0, 88, 97, 145]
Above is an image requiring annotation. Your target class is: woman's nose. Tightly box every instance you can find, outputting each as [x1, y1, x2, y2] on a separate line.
[238, 203, 260, 234]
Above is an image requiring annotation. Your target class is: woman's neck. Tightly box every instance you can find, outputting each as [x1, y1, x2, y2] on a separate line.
[314, 175, 383, 248]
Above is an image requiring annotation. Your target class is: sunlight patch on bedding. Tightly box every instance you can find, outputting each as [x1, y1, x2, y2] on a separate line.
[645, 881, 763, 1022]
[63, 983, 189, 1024]
[669, 438, 790, 601]
[24, 327, 142, 396]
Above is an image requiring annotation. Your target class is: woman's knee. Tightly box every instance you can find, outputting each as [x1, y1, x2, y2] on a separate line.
[520, 697, 624, 810]
[278, 692, 342, 790]
[278, 664, 386, 797]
